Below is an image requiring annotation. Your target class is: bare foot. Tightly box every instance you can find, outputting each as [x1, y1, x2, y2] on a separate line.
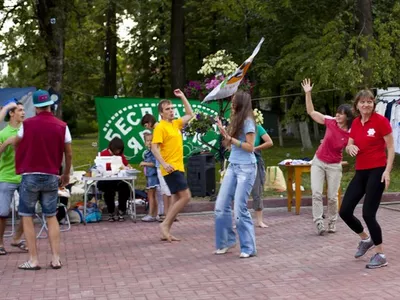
[256, 222, 268, 228]
[160, 223, 171, 242]
[160, 235, 181, 242]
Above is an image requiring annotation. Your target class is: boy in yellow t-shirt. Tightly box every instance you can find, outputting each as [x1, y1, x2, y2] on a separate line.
[152, 89, 194, 242]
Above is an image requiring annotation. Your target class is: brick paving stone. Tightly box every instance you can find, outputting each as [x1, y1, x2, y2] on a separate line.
[1, 207, 400, 299]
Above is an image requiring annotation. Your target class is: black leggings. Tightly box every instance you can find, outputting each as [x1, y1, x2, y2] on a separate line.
[339, 167, 385, 245]
[97, 180, 130, 214]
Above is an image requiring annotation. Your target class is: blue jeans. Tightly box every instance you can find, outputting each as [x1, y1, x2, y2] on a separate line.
[0, 182, 19, 217]
[215, 163, 257, 255]
[19, 174, 59, 217]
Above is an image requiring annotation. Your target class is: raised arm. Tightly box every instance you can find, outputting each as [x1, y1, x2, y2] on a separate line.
[0, 102, 17, 122]
[173, 89, 194, 125]
[301, 78, 325, 125]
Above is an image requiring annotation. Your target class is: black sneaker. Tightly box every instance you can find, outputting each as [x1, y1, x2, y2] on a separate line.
[108, 214, 116, 222]
[118, 210, 125, 222]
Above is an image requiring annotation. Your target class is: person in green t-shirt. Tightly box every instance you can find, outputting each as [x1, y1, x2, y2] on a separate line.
[251, 124, 273, 228]
[0, 101, 27, 255]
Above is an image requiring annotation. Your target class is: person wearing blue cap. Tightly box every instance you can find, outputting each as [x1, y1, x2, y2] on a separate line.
[0, 100, 27, 256]
[14, 89, 72, 270]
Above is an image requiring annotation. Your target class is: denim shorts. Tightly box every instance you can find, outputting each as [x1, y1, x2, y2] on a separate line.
[146, 175, 159, 189]
[0, 182, 19, 217]
[164, 171, 188, 194]
[19, 174, 59, 217]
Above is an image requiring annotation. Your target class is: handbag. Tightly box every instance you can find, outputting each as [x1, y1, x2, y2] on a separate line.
[264, 166, 287, 192]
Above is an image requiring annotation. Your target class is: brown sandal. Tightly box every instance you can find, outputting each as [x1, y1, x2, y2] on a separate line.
[50, 261, 63, 269]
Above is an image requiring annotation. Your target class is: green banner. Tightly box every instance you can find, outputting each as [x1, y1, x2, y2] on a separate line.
[95, 97, 229, 164]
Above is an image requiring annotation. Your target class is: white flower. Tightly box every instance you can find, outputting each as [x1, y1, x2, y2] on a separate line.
[198, 50, 238, 76]
[253, 109, 264, 125]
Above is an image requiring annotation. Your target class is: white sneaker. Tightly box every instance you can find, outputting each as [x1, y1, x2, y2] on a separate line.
[239, 252, 256, 258]
[214, 244, 236, 255]
[328, 223, 336, 233]
[141, 215, 156, 222]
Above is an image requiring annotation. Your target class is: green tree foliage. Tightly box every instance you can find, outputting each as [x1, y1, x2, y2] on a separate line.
[1, 0, 400, 136]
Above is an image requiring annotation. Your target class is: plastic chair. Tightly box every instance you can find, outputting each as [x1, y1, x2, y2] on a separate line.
[36, 211, 48, 239]
[58, 202, 71, 232]
[35, 196, 72, 239]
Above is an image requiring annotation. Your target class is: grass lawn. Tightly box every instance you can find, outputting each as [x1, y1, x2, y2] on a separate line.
[72, 134, 400, 199]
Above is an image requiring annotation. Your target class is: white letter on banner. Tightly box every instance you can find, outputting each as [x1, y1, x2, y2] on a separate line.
[127, 136, 143, 155]
[104, 129, 121, 141]
[191, 134, 198, 143]
[174, 109, 181, 118]
[115, 117, 132, 135]
[208, 139, 217, 147]
[127, 112, 140, 126]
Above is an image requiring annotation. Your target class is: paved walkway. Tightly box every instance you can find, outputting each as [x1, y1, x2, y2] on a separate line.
[1, 206, 400, 300]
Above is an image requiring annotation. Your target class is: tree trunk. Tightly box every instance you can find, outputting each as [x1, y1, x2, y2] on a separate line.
[210, 13, 217, 53]
[288, 122, 300, 140]
[104, 0, 117, 96]
[277, 117, 284, 147]
[299, 121, 313, 149]
[138, 3, 150, 97]
[355, 0, 373, 85]
[36, 0, 68, 118]
[170, 0, 185, 90]
[324, 103, 332, 116]
[109, 0, 117, 96]
[158, 5, 166, 98]
[272, 85, 284, 147]
[313, 122, 320, 141]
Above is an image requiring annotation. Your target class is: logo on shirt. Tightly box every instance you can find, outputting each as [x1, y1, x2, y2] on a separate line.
[367, 128, 376, 137]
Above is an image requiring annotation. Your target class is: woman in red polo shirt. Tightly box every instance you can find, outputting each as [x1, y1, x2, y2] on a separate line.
[302, 79, 353, 236]
[339, 89, 394, 269]
[97, 137, 131, 222]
